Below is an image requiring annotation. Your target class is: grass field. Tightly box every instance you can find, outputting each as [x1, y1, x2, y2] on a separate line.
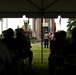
[31, 43, 50, 64]
[26, 43, 50, 75]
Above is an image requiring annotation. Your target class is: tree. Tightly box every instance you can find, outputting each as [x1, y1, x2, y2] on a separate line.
[67, 18, 76, 37]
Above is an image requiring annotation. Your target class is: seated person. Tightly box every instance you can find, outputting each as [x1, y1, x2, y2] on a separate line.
[1, 28, 16, 50]
[63, 27, 76, 75]
[15, 28, 33, 69]
[0, 42, 12, 75]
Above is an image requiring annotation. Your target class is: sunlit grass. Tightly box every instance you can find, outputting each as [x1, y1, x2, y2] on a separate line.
[31, 44, 50, 64]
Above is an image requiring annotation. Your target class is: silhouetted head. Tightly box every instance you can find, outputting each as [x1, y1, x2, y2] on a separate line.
[59, 30, 66, 39]
[2, 30, 7, 37]
[72, 27, 76, 40]
[15, 28, 25, 37]
[54, 31, 60, 40]
[7, 28, 14, 38]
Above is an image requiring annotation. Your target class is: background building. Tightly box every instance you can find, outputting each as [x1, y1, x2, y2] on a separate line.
[32, 18, 56, 40]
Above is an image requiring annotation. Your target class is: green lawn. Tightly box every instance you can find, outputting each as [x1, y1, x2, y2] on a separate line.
[26, 43, 50, 75]
[31, 44, 50, 64]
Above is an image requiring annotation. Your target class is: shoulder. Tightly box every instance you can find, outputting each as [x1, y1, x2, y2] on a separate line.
[0, 42, 8, 52]
[0, 42, 6, 46]
[65, 43, 72, 50]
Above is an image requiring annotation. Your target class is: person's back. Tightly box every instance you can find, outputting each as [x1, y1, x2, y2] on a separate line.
[15, 28, 33, 69]
[0, 42, 12, 75]
[1, 28, 15, 50]
[64, 27, 76, 56]
[15, 31, 27, 58]
[53, 31, 67, 57]
[50, 31, 65, 56]
[49, 30, 67, 75]
[0, 42, 11, 63]
[63, 27, 76, 75]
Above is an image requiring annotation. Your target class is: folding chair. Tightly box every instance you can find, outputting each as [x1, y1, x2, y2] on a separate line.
[9, 49, 22, 75]
[64, 54, 76, 75]
[0, 57, 6, 75]
[54, 49, 64, 75]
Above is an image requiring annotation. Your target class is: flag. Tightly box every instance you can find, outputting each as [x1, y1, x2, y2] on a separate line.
[59, 15, 61, 25]
[54, 22, 56, 33]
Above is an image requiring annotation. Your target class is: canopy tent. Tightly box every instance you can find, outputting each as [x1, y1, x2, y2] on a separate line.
[0, 0, 76, 63]
[0, 0, 76, 18]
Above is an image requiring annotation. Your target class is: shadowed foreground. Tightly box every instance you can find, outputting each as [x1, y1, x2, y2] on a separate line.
[26, 43, 50, 75]
[26, 63, 50, 75]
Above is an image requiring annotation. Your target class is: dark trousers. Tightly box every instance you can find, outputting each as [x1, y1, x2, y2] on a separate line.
[48, 54, 55, 75]
[44, 39, 48, 48]
[27, 50, 33, 67]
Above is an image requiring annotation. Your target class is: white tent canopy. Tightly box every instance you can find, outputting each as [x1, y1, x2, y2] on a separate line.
[0, 0, 76, 18]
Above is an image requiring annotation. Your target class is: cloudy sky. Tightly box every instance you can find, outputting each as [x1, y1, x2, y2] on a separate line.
[0, 17, 68, 34]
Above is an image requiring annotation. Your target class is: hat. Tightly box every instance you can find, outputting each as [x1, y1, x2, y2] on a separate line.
[23, 20, 28, 23]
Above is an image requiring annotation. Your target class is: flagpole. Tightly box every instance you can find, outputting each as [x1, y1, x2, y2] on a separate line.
[60, 24, 61, 30]
[59, 15, 61, 30]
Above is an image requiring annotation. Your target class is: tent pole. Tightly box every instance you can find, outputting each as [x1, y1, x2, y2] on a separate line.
[6, 18, 8, 29]
[1, 19, 3, 32]
[41, 0, 44, 64]
[41, 18, 43, 63]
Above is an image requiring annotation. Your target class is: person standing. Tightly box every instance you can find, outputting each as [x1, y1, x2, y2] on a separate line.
[44, 31, 49, 48]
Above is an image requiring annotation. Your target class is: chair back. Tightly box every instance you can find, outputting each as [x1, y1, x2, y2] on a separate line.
[0, 57, 5, 70]
[64, 54, 76, 65]
[55, 49, 63, 57]
[9, 49, 21, 66]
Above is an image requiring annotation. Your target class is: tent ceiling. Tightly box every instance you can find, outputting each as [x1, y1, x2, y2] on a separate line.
[0, 0, 76, 18]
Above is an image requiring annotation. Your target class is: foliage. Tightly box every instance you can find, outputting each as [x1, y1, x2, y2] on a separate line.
[67, 18, 76, 37]
[30, 37, 36, 39]
[66, 31, 71, 38]
[30, 37, 37, 43]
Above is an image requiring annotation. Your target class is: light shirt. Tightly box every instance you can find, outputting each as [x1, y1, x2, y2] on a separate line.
[44, 33, 49, 39]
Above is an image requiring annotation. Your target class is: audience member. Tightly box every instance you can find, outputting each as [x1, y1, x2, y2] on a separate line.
[48, 30, 67, 75]
[15, 28, 33, 69]
[1, 28, 15, 50]
[0, 42, 12, 75]
[48, 31, 60, 75]
[63, 27, 76, 75]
